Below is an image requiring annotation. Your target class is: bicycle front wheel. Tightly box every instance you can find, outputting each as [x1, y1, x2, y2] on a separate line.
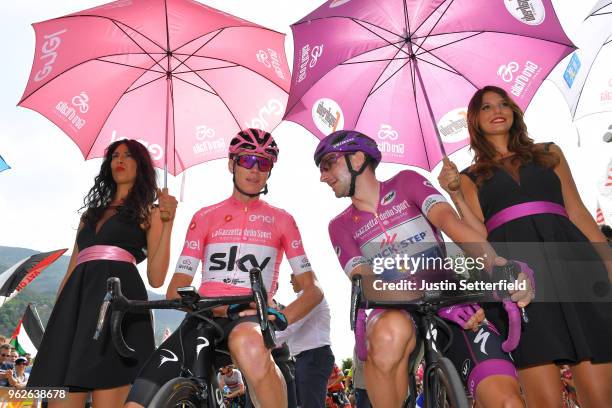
[425, 357, 468, 408]
[149, 377, 225, 408]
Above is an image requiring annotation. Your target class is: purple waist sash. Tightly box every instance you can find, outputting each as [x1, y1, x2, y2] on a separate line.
[485, 201, 568, 233]
[75, 245, 136, 267]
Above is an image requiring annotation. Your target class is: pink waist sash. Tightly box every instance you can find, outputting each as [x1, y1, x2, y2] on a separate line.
[75, 245, 136, 267]
[485, 201, 568, 233]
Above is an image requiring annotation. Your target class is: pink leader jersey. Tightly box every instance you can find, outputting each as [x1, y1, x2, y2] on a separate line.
[328, 170, 448, 276]
[176, 196, 312, 298]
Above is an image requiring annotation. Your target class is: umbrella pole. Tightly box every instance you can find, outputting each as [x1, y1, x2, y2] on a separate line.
[159, 74, 172, 221]
[411, 53, 460, 190]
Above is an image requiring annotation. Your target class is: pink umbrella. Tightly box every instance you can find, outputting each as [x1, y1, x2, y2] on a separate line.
[284, 0, 575, 170]
[19, 0, 290, 180]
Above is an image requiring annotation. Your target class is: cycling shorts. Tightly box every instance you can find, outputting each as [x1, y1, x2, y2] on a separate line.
[366, 309, 517, 396]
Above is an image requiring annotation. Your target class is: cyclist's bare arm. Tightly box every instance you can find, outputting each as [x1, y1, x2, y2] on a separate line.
[165, 272, 194, 299]
[278, 271, 323, 324]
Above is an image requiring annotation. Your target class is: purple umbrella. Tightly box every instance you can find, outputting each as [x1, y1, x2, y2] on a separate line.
[284, 0, 575, 170]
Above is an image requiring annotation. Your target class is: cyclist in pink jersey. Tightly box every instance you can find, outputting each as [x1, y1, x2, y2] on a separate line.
[126, 129, 323, 408]
[315, 130, 534, 408]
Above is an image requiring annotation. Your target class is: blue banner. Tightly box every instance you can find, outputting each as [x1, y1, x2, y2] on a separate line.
[0, 154, 10, 172]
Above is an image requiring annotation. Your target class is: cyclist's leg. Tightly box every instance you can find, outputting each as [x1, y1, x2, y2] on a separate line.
[225, 318, 286, 407]
[125, 317, 198, 408]
[363, 309, 416, 407]
[569, 360, 612, 407]
[442, 320, 524, 408]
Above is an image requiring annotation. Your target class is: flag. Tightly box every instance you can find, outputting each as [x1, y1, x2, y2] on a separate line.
[596, 200, 606, 226]
[0, 248, 67, 307]
[10, 304, 44, 357]
[0, 154, 9, 173]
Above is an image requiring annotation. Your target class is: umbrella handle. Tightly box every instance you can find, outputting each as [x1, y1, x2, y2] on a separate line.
[442, 157, 461, 191]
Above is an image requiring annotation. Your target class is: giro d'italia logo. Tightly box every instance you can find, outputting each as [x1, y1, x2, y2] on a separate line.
[329, 0, 352, 8]
[312, 98, 344, 135]
[504, 0, 545, 26]
[437, 108, 468, 144]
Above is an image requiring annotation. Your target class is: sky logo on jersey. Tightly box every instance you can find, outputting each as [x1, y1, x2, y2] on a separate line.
[380, 190, 396, 206]
[209, 245, 271, 272]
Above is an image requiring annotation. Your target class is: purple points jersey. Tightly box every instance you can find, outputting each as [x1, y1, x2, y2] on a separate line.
[328, 170, 448, 277]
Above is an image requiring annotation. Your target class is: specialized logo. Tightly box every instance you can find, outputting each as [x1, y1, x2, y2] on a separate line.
[312, 98, 344, 136]
[209, 245, 271, 272]
[437, 108, 469, 143]
[504, 0, 545, 26]
[158, 349, 178, 367]
[55, 91, 89, 131]
[297, 44, 324, 83]
[109, 130, 164, 161]
[423, 180, 433, 188]
[291, 240, 302, 249]
[473, 328, 490, 355]
[34, 28, 68, 82]
[563, 52, 581, 89]
[498, 61, 541, 98]
[461, 359, 471, 379]
[196, 336, 210, 359]
[244, 99, 284, 130]
[249, 214, 275, 224]
[256, 48, 285, 79]
[380, 190, 396, 206]
[329, 0, 352, 8]
[377, 124, 404, 157]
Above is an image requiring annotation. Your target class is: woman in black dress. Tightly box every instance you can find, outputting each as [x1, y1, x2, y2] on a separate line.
[438, 85, 612, 407]
[28, 139, 177, 407]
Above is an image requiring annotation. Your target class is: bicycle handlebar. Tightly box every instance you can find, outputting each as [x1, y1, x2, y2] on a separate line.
[95, 268, 276, 358]
[350, 261, 529, 354]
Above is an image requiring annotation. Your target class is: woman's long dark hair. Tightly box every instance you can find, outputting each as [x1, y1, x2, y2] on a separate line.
[466, 85, 559, 187]
[80, 139, 158, 228]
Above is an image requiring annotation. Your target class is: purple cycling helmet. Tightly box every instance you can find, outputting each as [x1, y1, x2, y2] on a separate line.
[314, 130, 382, 168]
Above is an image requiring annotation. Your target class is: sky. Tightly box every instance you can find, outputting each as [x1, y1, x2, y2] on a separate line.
[1, 0, 611, 362]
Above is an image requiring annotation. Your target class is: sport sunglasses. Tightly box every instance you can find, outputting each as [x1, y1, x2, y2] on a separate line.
[235, 154, 273, 172]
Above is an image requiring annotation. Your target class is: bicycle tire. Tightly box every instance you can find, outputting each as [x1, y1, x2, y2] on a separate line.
[425, 357, 468, 408]
[149, 377, 225, 408]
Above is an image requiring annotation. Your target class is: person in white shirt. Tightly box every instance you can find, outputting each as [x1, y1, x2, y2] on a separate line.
[276, 274, 334, 408]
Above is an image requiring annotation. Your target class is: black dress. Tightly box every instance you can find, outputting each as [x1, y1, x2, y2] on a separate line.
[28, 210, 155, 389]
[463, 151, 612, 368]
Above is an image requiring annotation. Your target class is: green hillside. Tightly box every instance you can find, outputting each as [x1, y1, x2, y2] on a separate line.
[0, 246, 182, 344]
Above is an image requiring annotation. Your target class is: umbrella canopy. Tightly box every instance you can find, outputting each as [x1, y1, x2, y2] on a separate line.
[0, 248, 67, 307]
[549, 0, 612, 121]
[19, 0, 291, 177]
[284, 0, 575, 170]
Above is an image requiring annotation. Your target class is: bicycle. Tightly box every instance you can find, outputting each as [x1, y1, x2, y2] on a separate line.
[350, 262, 527, 408]
[96, 267, 276, 408]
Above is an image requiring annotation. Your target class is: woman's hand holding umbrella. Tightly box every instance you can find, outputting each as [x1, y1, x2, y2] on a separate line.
[157, 188, 178, 222]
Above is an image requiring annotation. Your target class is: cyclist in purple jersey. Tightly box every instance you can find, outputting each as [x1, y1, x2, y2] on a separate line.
[316, 130, 534, 407]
